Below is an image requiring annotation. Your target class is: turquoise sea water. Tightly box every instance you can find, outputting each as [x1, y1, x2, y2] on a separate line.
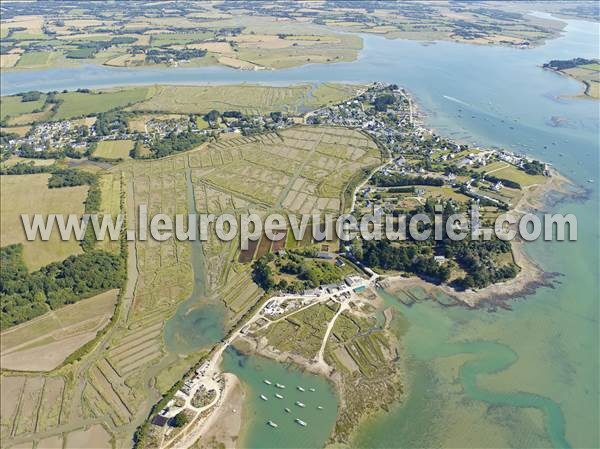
[3, 14, 598, 449]
[221, 348, 338, 449]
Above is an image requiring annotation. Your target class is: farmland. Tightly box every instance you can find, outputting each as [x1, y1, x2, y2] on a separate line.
[196, 126, 381, 213]
[0, 289, 119, 372]
[0, 173, 88, 270]
[131, 84, 365, 116]
[94, 140, 134, 160]
[53, 87, 152, 120]
[15, 51, 54, 67]
[0, 5, 364, 72]
[1, 84, 362, 126]
[97, 173, 122, 254]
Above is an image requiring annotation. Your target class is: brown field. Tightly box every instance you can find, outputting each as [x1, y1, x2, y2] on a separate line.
[65, 424, 112, 449]
[36, 377, 64, 432]
[0, 53, 20, 68]
[0, 174, 88, 270]
[218, 55, 261, 70]
[0, 289, 119, 371]
[14, 377, 45, 436]
[255, 234, 273, 259]
[37, 435, 64, 449]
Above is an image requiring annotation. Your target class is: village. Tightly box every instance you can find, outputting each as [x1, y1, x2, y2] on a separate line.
[149, 268, 374, 449]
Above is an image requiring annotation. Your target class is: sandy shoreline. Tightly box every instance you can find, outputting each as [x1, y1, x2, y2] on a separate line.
[197, 372, 245, 449]
[171, 372, 244, 449]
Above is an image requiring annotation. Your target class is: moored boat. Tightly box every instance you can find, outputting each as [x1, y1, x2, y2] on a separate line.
[275, 393, 284, 399]
[260, 394, 268, 401]
[284, 407, 291, 413]
[309, 387, 316, 392]
[264, 379, 272, 385]
[275, 383, 285, 389]
[317, 405, 323, 410]
[295, 418, 307, 427]
[267, 420, 278, 428]
[295, 401, 305, 407]
[297, 386, 305, 392]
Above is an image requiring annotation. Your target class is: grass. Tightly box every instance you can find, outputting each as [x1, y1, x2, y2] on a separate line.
[487, 164, 547, 187]
[16, 51, 55, 67]
[0, 94, 47, 119]
[0, 289, 119, 371]
[261, 303, 338, 359]
[132, 83, 362, 115]
[0, 173, 88, 270]
[197, 126, 380, 212]
[94, 139, 134, 159]
[132, 84, 315, 115]
[53, 87, 151, 120]
[150, 31, 213, 46]
[97, 173, 122, 254]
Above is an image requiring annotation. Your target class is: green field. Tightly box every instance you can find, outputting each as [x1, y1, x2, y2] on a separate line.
[150, 31, 213, 46]
[53, 87, 151, 120]
[132, 83, 364, 116]
[94, 139, 134, 159]
[15, 51, 52, 66]
[0, 94, 47, 119]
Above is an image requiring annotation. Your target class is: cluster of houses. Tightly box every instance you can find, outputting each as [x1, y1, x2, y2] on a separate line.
[262, 275, 369, 318]
[152, 361, 222, 429]
[306, 82, 412, 152]
[6, 120, 89, 153]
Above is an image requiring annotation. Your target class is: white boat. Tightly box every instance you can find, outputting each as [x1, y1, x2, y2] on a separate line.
[317, 406, 323, 410]
[275, 393, 284, 399]
[275, 383, 285, 389]
[264, 379, 272, 385]
[297, 386, 305, 392]
[295, 401, 305, 408]
[260, 394, 268, 401]
[284, 408, 291, 413]
[309, 388, 316, 392]
[295, 418, 307, 427]
[267, 420, 278, 428]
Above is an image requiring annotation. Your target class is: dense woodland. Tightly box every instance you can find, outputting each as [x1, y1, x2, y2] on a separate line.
[355, 204, 519, 288]
[253, 252, 345, 293]
[372, 173, 445, 187]
[0, 244, 125, 328]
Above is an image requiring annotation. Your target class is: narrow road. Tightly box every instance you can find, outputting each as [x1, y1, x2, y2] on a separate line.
[314, 300, 349, 372]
